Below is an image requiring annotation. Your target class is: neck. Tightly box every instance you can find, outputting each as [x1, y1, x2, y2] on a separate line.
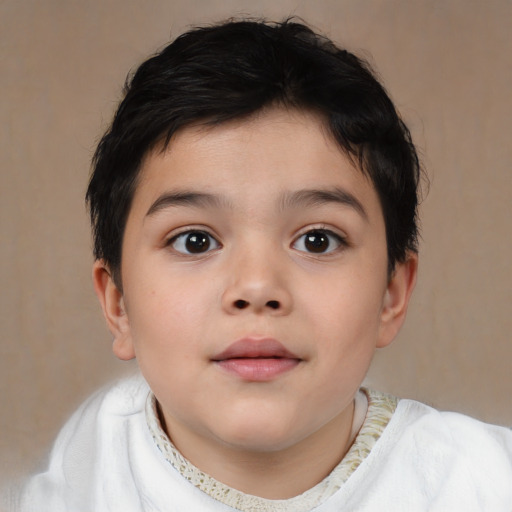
[160, 400, 356, 500]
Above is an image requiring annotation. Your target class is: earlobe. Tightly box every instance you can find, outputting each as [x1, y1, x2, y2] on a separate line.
[92, 260, 136, 361]
[377, 253, 418, 348]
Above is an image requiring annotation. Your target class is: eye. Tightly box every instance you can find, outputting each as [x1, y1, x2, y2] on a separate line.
[292, 229, 345, 254]
[168, 230, 220, 255]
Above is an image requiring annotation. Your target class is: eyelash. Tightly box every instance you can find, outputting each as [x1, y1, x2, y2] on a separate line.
[166, 229, 221, 255]
[165, 227, 348, 256]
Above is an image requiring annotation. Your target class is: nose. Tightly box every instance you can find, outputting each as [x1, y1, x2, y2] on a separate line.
[221, 246, 293, 316]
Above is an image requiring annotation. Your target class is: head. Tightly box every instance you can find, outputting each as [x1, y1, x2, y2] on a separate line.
[87, 19, 420, 491]
[86, 19, 420, 289]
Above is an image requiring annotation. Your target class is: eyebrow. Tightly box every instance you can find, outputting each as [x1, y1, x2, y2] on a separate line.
[145, 187, 368, 220]
[145, 191, 231, 217]
[280, 188, 368, 220]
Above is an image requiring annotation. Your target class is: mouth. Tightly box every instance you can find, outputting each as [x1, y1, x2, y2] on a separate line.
[211, 337, 302, 381]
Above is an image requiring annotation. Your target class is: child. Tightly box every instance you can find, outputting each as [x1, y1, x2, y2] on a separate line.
[18, 19, 512, 511]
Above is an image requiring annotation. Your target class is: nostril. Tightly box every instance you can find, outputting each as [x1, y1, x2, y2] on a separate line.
[266, 300, 280, 309]
[234, 299, 249, 309]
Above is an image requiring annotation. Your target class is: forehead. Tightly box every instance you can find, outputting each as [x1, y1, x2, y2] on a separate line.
[131, 108, 381, 221]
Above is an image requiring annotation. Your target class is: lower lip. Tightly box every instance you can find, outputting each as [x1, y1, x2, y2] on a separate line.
[215, 358, 300, 381]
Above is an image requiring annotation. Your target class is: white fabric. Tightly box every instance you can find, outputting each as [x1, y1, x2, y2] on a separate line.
[16, 374, 512, 512]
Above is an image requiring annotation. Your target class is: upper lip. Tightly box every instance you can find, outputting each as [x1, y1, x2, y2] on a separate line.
[211, 337, 300, 361]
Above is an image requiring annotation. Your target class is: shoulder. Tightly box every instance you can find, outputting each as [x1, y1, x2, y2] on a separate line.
[389, 397, 512, 500]
[363, 390, 512, 479]
[338, 393, 512, 510]
[18, 373, 151, 511]
[394, 397, 512, 453]
[49, 372, 149, 453]
[54, 371, 150, 459]
[76, 371, 149, 418]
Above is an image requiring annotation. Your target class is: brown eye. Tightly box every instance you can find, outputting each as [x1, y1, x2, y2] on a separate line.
[293, 229, 344, 254]
[304, 232, 329, 253]
[170, 230, 220, 254]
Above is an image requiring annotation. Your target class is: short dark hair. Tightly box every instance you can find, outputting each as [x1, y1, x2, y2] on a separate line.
[86, 18, 421, 287]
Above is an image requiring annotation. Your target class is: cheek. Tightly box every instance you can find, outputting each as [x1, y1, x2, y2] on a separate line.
[314, 277, 384, 330]
[124, 271, 218, 358]
[306, 276, 385, 363]
[127, 290, 207, 397]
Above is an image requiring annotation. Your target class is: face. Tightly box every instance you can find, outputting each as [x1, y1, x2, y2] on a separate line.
[94, 108, 416, 465]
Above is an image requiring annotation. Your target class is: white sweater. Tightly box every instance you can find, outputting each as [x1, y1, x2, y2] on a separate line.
[15, 375, 512, 512]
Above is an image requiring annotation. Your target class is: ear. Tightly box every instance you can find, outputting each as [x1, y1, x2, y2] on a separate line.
[92, 260, 135, 361]
[377, 252, 418, 348]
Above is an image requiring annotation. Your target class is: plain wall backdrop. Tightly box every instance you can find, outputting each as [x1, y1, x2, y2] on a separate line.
[1, 0, 511, 484]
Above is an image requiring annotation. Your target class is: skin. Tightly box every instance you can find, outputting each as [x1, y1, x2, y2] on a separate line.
[93, 108, 417, 499]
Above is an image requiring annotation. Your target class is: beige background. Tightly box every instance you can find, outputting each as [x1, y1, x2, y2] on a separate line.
[1, 0, 511, 485]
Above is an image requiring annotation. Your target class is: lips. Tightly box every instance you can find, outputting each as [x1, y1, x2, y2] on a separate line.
[211, 337, 301, 381]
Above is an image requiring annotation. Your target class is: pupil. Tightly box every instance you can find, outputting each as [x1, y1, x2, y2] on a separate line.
[185, 233, 210, 253]
[305, 232, 329, 253]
